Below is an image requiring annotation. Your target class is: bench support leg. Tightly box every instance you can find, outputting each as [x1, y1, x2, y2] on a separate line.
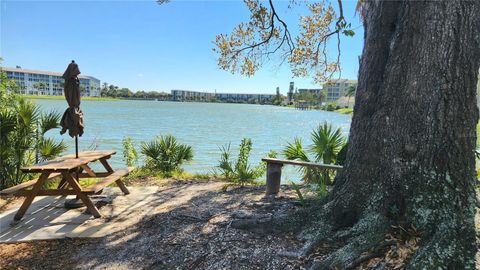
[266, 163, 283, 196]
[63, 172, 101, 218]
[115, 179, 130, 195]
[14, 172, 51, 221]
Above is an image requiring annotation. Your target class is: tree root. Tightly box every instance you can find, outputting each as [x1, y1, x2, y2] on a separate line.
[231, 201, 327, 234]
[307, 213, 388, 269]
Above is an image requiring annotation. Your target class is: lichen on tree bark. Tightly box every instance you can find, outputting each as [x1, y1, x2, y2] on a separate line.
[224, 0, 480, 268]
[320, 0, 480, 268]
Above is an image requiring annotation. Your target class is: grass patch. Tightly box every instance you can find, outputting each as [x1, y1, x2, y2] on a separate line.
[122, 168, 217, 186]
[171, 171, 215, 180]
[334, 107, 353, 114]
[24, 95, 118, 101]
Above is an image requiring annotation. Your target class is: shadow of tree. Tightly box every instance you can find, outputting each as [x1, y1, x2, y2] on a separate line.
[1, 182, 308, 270]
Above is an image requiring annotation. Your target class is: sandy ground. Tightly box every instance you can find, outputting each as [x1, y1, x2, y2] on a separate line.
[2, 179, 480, 270]
[0, 180, 326, 270]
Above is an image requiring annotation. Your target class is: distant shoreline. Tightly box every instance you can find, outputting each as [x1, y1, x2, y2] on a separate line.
[23, 95, 354, 115]
[24, 95, 119, 101]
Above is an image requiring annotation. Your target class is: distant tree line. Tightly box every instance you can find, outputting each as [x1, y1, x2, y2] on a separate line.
[100, 83, 169, 100]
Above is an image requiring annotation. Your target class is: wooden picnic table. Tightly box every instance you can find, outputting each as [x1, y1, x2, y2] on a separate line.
[1, 150, 133, 221]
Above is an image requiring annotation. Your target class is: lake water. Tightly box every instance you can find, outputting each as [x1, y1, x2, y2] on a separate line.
[33, 99, 351, 182]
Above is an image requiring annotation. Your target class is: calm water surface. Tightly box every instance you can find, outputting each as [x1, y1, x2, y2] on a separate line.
[34, 99, 351, 182]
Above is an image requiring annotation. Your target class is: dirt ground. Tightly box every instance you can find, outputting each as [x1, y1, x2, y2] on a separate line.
[2, 179, 480, 270]
[0, 180, 334, 270]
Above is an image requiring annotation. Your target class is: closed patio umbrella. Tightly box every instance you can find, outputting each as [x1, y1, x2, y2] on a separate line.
[60, 60, 84, 158]
[60, 60, 84, 209]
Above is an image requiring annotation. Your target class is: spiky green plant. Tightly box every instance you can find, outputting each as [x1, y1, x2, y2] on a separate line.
[0, 63, 66, 189]
[36, 110, 66, 162]
[0, 98, 65, 188]
[217, 138, 266, 185]
[218, 143, 235, 180]
[122, 136, 139, 167]
[283, 122, 346, 185]
[141, 135, 193, 176]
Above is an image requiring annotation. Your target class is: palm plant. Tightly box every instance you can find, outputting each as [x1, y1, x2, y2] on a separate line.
[0, 94, 66, 189]
[141, 135, 193, 176]
[36, 110, 67, 162]
[345, 85, 356, 108]
[283, 122, 346, 185]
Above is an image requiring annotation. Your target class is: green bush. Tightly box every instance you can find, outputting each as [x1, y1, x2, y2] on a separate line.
[321, 102, 337, 111]
[122, 136, 138, 167]
[283, 122, 346, 186]
[141, 135, 193, 176]
[217, 138, 266, 185]
[0, 88, 66, 189]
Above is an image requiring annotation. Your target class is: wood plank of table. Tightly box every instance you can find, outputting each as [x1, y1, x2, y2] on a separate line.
[21, 150, 116, 173]
[0, 172, 62, 195]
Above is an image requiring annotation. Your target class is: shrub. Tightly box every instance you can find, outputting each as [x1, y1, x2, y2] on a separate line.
[217, 138, 266, 185]
[122, 136, 138, 167]
[321, 102, 337, 111]
[283, 122, 346, 186]
[1, 96, 66, 189]
[141, 135, 193, 176]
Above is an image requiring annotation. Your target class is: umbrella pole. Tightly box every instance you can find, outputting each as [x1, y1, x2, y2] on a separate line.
[66, 135, 83, 209]
[75, 134, 79, 185]
[75, 135, 79, 158]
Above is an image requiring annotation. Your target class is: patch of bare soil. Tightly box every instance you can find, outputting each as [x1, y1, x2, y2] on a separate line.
[0, 180, 332, 270]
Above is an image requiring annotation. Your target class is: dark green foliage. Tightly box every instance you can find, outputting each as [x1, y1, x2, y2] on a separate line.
[217, 138, 266, 185]
[37, 137, 67, 162]
[321, 102, 337, 111]
[141, 135, 193, 176]
[0, 69, 66, 189]
[336, 143, 348, 166]
[283, 122, 346, 186]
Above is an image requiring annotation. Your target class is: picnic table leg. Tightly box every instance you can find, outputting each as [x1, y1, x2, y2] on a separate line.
[14, 172, 51, 221]
[100, 158, 113, 173]
[266, 163, 283, 196]
[115, 179, 130, 195]
[63, 172, 101, 218]
[100, 158, 130, 195]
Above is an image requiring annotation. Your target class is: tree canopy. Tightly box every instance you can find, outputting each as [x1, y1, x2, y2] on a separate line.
[213, 0, 357, 83]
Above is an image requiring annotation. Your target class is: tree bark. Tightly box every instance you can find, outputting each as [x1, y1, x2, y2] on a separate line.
[326, 0, 480, 268]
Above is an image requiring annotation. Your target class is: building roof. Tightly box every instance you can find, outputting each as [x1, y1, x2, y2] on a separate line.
[171, 89, 275, 96]
[323, 79, 357, 85]
[2, 67, 99, 81]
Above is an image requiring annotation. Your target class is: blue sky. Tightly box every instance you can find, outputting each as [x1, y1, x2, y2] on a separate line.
[1, 0, 363, 94]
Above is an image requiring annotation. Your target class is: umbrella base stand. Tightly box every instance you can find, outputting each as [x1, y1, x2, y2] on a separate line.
[64, 198, 84, 209]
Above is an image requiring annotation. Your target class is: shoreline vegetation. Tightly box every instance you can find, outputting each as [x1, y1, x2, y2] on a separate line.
[24, 94, 119, 101]
[25, 94, 355, 114]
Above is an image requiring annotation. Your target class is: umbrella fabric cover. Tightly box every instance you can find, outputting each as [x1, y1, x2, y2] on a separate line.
[60, 61, 84, 137]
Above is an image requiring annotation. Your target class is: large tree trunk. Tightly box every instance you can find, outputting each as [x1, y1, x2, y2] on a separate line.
[326, 0, 480, 268]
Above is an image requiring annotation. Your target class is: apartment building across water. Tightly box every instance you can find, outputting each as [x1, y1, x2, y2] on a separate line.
[323, 79, 357, 102]
[171, 89, 275, 104]
[3, 67, 101, 97]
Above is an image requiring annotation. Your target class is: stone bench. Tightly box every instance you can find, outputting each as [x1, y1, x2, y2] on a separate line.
[262, 158, 343, 196]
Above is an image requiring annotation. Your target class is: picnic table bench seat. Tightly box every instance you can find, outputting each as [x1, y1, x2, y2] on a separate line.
[0, 173, 62, 196]
[84, 167, 134, 194]
[1, 150, 132, 221]
[261, 158, 343, 196]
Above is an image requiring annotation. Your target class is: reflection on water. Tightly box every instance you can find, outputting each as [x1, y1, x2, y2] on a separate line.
[34, 99, 351, 182]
